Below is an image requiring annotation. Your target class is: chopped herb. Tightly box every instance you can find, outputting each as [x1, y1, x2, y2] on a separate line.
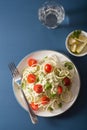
[21, 82, 25, 89]
[58, 103, 62, 108]
[71, 30, 81, 38]
[49, 93, 56, 98]
[45, 82, 52, 90]
[48, 107, 53, 111]
[36, 77, 39, 82]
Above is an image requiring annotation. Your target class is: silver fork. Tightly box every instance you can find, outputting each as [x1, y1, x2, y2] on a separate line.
[8, 62, 38, 124]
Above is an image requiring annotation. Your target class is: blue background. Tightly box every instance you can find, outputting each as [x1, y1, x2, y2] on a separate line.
[0, 0, 87, 130]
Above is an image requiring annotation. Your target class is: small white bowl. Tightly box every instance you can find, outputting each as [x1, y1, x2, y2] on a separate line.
[65, 30, 87, 57]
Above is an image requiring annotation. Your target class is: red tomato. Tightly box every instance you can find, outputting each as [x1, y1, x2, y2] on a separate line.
[34, 84, 43, 93]
[41, 96, 50, 105]
[63, 77, 71, 86]
[27, 74, 36, 83]
[27, 58, 37, 67]
[30, 102, 38, 111]
[44, 64, 52, 73]
[57, 86, 63, 94]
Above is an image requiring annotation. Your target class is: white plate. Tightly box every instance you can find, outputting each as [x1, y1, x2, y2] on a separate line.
[13, 50, 80, 117]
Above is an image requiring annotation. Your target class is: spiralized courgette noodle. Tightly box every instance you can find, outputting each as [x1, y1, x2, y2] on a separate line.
[21, 55, 75, 111]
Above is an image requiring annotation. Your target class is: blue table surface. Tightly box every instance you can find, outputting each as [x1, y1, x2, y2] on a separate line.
[0, 0, 87, 130]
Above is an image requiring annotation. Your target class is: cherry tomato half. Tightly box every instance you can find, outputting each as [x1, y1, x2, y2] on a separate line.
[63, 77, 71, 86]
[28, 58, 37, 67]
[57, 85, 63, 94]
[27, 74, 36, 83]
[30, 102, 38, 111]
[41, 96, 50, 105]
[34, 84, 43, 93]
[44, 64, 52, 73]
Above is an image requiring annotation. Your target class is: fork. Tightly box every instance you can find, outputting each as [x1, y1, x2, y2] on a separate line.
[8, 62, 38, 124]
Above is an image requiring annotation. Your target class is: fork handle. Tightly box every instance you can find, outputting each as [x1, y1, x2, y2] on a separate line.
[20, 87, 38, 124]
[16, 79, 38, 124]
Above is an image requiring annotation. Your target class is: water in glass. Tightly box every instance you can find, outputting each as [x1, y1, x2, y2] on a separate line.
[38, 1, 65, 29]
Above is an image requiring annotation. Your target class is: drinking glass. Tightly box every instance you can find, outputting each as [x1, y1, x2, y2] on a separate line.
[38, 0, 65, 29]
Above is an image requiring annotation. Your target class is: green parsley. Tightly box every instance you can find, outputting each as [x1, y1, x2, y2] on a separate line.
[45, 82, 52, 90]
[71, 30, 81, 38]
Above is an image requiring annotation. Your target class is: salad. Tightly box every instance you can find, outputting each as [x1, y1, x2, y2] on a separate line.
[21, 55, 75, 112]
[68, 30, 87, 54]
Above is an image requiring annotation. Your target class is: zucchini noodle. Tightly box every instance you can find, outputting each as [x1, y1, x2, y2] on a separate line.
[21, 55, 75, 112]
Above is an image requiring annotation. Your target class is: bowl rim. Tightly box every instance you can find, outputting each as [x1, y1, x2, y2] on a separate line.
[65, 30, 87, 57]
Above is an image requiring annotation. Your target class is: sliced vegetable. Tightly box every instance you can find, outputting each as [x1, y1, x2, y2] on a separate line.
[44, 64, 52, 73]
[27, 74, 36, 83]
[70, 44, 77, 53]
[68, 37, 76, 45]
[64, 62, 73, 70]
[57, 86, 63, 94]
[34, 84, 43, 93]
[76, 42, 87, 53]
[30, 102, 39, 111]
[63, 77, 71, 86]
[28, 58, 37, 67]
[41, 96, 50, 105]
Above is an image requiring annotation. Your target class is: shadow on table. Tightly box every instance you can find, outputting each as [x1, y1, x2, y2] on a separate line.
[43, 50, 87, 125]
[59, 6, 87, 28]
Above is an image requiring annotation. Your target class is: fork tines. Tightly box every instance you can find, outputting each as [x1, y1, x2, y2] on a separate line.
[8, 62, 19, 78]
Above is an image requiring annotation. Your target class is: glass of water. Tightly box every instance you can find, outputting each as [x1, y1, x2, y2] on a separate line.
[38, 0, 65, 29]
